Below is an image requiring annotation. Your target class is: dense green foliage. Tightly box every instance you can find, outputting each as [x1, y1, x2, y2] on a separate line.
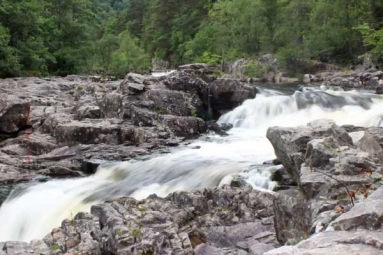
[0, 0, 149, 77]
[0, 0, 383, 78]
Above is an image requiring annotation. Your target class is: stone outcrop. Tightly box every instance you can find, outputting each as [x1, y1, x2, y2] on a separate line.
[0, 186, 279, 255]
[0, 94, 30, 134]
[265, 119, 383, 254]
[1, 116, 383, 254]
[304, 69, 383, 93]
[0, 66, 254, 187]
[209, 79, 256, 113]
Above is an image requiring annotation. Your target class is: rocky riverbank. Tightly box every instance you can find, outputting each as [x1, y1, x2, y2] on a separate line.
[2, 62, 383, 254]
[2, 119, 383, 254]
[0, 64, 255, 194]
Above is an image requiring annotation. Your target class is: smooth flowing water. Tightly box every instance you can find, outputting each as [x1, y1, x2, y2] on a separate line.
[0, 86, 383, 242]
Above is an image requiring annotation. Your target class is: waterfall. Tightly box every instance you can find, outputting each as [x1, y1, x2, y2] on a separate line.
[0, 87, 382, 242]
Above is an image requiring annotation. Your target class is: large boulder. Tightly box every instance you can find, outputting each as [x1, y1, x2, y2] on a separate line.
[209, 79, 256, 113]
[160, 115, 207, 138]
[145, 90, 203, 117]
[163, 70, 208, 93]
[266, 125, 313, 183]
[98, 93, 123, 118]
[266, 119, 353, 184]
[273, 192, 312, 245]
[0, 95, 30, 133]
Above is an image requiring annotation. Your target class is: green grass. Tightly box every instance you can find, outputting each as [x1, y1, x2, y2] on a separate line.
[137, 205, 147, 212]
[116, 229, 124, 236]
[51, 244, 61, 251]
[190, 109, 198, 117]
[132, 229, 142, 238]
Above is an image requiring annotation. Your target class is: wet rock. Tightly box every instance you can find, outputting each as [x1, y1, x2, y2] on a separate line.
[303, 74, 319, 83]
[160, 115, 207, 138]
[376, 84, 383, 94]
[209, 79, 256, 112]
[37, 165, 82, 178]
[207, 121, 232, 136]
[270, 166, 295, 186]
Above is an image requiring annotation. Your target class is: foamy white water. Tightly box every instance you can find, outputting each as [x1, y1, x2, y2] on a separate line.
[0, 87, 383, 242]
[151, 70, 176, 77]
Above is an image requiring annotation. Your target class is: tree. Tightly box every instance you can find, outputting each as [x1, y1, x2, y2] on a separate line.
[0, 25, 20, 77]
[0, 0, 53, 76]
[110, 31, 151, 77]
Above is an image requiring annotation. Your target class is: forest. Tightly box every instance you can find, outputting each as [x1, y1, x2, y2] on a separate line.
[0, 0, 383, 78]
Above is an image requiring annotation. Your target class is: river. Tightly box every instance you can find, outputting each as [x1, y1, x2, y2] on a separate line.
[0, 85, 382, 242]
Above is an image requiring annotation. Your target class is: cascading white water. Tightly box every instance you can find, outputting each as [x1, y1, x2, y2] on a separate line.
[0, 87, 383, 242]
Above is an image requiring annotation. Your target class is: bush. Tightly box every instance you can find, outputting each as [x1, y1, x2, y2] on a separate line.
[109, 32, 151, 78]
[243, 60, 266, 78]
[357, 24, 383, 66]
[195, 51, 222, 65]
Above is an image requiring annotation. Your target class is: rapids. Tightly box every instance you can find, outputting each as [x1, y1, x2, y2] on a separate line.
[0, 86, 383, 242]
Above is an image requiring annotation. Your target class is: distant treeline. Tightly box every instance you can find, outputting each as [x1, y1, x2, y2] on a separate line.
[1, 0, 383, 78]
